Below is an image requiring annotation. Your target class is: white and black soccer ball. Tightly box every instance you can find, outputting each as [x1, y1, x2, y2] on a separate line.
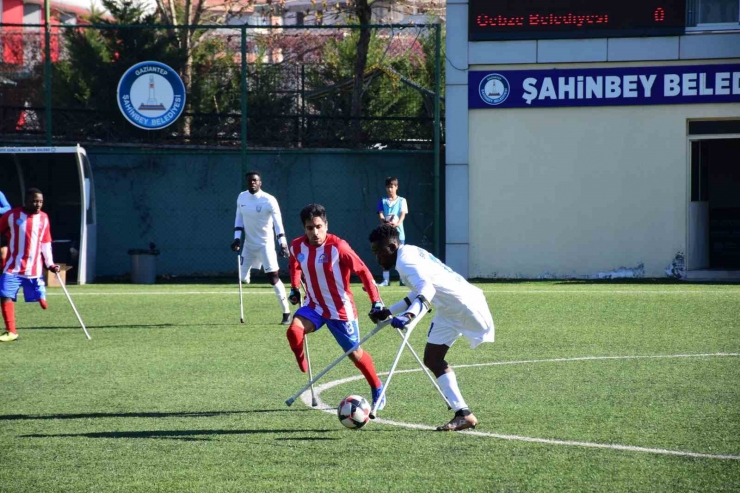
[337, 395, 371, 429]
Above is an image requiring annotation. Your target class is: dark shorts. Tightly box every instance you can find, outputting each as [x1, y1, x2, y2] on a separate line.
[294, 305, 361, 352]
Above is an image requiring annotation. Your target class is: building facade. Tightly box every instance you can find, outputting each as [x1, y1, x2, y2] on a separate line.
[446, 0, 740, 279]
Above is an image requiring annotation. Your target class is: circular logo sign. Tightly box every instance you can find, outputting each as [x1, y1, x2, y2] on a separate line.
[478, 73, 510, 106]
[117, 61, 186, 130]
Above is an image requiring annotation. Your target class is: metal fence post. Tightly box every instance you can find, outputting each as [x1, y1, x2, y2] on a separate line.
[44, 0, 52, 144]
[240, 25, 248, 176]
[433, 23, 441, 259]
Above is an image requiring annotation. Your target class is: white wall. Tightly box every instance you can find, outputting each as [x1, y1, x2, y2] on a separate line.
[468, 100, 740, 278]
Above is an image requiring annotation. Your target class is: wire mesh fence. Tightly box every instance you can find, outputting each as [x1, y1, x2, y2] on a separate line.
[0, 23, 443, 150]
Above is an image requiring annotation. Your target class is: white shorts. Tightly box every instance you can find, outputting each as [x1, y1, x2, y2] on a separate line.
[426, 294, 494, 349]
[241, 243, 279, 273]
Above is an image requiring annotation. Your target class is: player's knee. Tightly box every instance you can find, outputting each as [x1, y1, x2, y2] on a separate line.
[286, 322, 303, 347]
[266, 271, 280, 285]
[423, 353, 448, 375]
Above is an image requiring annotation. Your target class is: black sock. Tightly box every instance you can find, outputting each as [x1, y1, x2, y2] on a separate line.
[455, 409, 471, 417]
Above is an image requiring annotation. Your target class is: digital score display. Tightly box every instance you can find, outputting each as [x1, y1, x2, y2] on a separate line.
[470, 0, 686, 41]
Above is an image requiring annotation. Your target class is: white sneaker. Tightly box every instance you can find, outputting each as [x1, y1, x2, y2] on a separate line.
[242, 269, 251, 284]
[378, 280, 389, 287]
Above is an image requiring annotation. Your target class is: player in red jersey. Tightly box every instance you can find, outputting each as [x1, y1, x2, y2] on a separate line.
[0, 189, 60, 342]
[286, 203, 388, 409]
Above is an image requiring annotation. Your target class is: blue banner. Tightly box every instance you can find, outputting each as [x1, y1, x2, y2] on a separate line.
[469, 64, 740, 109]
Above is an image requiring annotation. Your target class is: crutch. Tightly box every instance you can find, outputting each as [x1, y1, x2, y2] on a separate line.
[298, 280, 318, 407]
[237, 254, 244, 324]
[391, 326, 451, 410]
[374, 294, 451, 410]
[369, 306, 429, 419]
[285, 319, 390, 407]
[55, 272, 91, 340]
[303, 337, 318, 407]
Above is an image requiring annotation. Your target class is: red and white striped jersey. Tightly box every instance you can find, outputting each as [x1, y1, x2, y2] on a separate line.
[0, 208, 53, 278]
[289, 234, 380, 321]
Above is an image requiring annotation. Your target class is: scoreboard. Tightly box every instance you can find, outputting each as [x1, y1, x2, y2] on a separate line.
[469, 0, 686, 41]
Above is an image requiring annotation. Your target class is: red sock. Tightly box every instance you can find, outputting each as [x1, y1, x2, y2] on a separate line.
[2, 302, 16, 334]
[354, 351, 381, 389]
[39, 299, 48, 310]
[286, 323, 307, 373]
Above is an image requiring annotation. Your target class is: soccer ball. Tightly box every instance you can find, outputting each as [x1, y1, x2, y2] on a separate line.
[337, 395, 371, 429]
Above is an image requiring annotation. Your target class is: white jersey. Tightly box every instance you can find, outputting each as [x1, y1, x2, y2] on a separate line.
[395, 244, 494, 347]
[234, 190, 286, 250]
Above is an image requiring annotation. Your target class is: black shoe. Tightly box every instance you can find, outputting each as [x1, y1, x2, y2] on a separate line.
[281, 313, 291, 325]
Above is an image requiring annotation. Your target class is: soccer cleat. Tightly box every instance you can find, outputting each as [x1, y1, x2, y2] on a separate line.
[39, 299, 48, 310]
[378, 280, 390, 287]
[436, 413, 478, 432]
[0, 331, 19, 342]
[371, 385, 387, 411]
[281, 313, 291, 325]
[398, 280, 405, 287]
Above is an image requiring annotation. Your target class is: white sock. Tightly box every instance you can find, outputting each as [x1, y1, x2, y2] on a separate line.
[273, 280, 290, 313]
[383, 271, 390, 282]
[437, 371, 468, 412]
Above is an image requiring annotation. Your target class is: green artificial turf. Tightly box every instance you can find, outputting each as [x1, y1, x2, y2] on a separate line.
[1, 281, 738, 492]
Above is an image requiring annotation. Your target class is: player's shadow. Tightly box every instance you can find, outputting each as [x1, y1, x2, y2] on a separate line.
[22, 428, 339, 441]
[0, 409, 312, 421]
[22, 323, 234, 330]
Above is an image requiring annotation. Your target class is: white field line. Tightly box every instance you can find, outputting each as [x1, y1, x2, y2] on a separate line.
[44, 289, 740, 296]
[299, 353, 740, 461]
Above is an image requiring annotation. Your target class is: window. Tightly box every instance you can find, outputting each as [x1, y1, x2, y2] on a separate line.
[23, 3, 42, 24]
[59, 12, 77, 25]
[687, 0, 740, 28]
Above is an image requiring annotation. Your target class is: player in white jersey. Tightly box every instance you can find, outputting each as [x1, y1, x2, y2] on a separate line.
[231, 171, 291, 325]
[368, 223, 494, 431]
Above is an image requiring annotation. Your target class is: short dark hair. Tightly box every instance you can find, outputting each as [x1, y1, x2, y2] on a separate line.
[385, 177, 398, 187]
[245, 171, 261, 180]
[25, 188, 42, 198]
[300, 203, 327, 225]
[369, 224, 399, 245]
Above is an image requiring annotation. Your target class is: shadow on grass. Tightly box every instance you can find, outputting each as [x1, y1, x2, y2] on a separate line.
[1, 409, 313, 421]
[22, 428, 339, 441]
[467, 278, 738, 286]
[22, 323, 236, 331]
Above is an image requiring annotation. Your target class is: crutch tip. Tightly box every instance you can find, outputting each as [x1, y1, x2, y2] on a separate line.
[311, 399, 318, 407]
[240, 318, 244, 324]
[369, 412, 376, 420]
[285, 399, 294, 407]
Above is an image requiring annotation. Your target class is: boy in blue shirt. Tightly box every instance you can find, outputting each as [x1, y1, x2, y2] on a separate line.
[376, 177, 408, 286]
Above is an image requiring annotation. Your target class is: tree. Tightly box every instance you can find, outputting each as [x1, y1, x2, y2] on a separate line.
[350, 0, 373, 144]
[52, 0, 181, 141]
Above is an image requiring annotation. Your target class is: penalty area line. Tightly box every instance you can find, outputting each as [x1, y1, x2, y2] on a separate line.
[299, 353, 740, 461]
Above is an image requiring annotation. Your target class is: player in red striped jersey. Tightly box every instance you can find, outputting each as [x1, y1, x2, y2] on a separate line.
[0, 189, 60, 342]
[286, 204, 388, 409]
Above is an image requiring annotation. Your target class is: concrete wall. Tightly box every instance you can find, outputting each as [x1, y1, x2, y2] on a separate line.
[446, 0, 740, 278]
[468, 100, 740, 278]
[89, 151, 433, 278]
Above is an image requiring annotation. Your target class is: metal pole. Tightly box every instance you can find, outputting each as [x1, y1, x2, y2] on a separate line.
[43, 0, 52, 144]
[240, 26, 248, 175]
[300, 64, 305, 147]
[433, 23, 442, 259]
